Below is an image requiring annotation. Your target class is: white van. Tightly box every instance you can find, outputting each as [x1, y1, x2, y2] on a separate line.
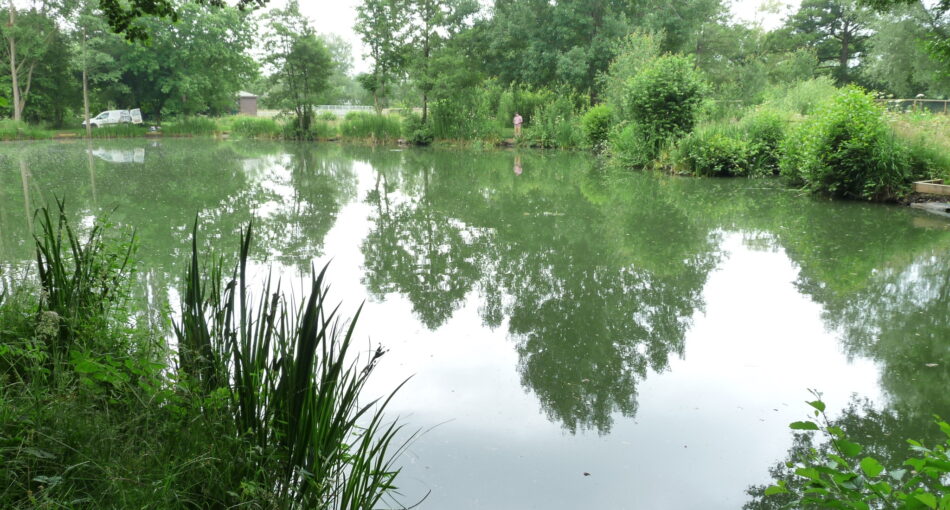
[83, 109, 143, 128]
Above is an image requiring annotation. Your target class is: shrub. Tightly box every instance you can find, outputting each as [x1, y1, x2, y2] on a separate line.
[496, 86, 553, 128]
[779, 86, 910, 201]
[402, 113, 433, 146]
[523, 93, 582, 149]
[609, 123, 656, 169]
[623, 54, 708, 140]
[600, 31, 662, 121]
[229, 116, 281, 139]
[762, 394, 950, 509]
[740, 108, 789, 175]
[674, 125, 752, 177]
[764, 77, 837, 116]
[581, 104, 614, 149]
[340, 112, 402, 141]
[430, 90, 499, 141]
[317, 111, 338, 121]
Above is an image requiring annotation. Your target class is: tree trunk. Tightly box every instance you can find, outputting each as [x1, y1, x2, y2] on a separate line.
[7, 1, 20, 122]
[422, 91, 427, 123]
[83, 28, 91, 137]
[838, 22, 851, 84]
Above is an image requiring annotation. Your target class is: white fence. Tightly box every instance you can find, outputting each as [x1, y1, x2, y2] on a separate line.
[880, 99, 950, 114]
[257, 105, 375, 119]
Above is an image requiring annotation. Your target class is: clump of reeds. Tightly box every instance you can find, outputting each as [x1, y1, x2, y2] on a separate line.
[175, 220, 413, 508]
[340, 112, 402, 142]
[162, 117, 219, 136]
[229, 116, 282, 139]
[2, 205, 412, 508]
[34, 199, 135, 372]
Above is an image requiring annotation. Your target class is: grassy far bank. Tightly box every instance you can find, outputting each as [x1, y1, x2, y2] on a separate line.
[4, 85, 950, 203]
[0, 203, 410, 509]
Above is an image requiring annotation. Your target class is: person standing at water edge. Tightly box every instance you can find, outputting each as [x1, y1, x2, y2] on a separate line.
[513, 112, 523, 137]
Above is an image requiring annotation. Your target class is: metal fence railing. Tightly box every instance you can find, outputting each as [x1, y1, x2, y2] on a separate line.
[880, 99, 950, 114]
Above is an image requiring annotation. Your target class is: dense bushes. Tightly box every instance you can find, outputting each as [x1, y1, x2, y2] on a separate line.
[523, 93, 584, 148]
[675, 125, 751, 177]
[610, 54, 709, 168]
[402, 113, 433, 145]
[430, 91, 499, 141]
[779, 87, 910, 201]
[1, 207, 410, 508]
[581, 104, 614, 149]
[623, 54, 708, 140]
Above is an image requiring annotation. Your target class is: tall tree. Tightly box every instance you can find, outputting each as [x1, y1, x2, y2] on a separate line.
[785, 0, 872, 84]
[109, 2, 257, 119]
[262, 1, 333, 133]
[355, 0, 409, 112]
[1, 1, 58, 121]
[405, 0, 477, 121]
[864, 3, 950, 96]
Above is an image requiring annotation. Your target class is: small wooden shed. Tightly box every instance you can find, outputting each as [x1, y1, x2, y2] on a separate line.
[237, 91, 258, 116]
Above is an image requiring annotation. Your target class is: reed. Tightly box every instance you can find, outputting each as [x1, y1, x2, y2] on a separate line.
[33, 199, 135, 371]
[340, 112, 402, 142]
[162, 117, 219, 136]
[175, 221, 413, 508]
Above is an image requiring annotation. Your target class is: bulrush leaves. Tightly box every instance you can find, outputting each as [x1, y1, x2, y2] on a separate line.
[175, 220, 414, 508]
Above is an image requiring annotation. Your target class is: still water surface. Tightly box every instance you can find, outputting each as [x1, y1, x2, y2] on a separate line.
[2, 139, 949, 509]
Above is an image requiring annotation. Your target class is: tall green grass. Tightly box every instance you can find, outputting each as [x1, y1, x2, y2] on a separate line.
[86, 123, 145, 138]
[0, 119, 55, 140]
[229, 116, 281, 139]
[340, 112, 402, 142]
[177, 222, 413, 507]
[33, 200, 135, 375]
[162, 117, 219, 136]
[1, 206, 413, 508]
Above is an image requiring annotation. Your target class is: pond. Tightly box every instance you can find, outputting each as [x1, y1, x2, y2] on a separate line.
[2, 139, 949, 509]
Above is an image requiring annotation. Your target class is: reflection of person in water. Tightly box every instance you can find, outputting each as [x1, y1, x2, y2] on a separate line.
[514, 154, 523, 175]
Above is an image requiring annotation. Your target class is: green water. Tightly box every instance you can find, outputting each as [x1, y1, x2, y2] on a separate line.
[2, 139, 949, 509]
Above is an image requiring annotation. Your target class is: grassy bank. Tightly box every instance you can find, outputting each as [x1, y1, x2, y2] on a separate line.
[0, 203, 410, 508]
[5, 84, 950, 202]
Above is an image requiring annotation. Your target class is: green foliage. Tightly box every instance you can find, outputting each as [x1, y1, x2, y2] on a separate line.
[402, 113, 434, 145]
[608, 123, 656, 169]
[523, 93, 584, 149]
[764, 392, 950, 509]
[779, 86, 910, 200]
[262, 3, 335, 133]
[1, 207, 411, 508]
[496, 86, 553, 128]
[229, 116, 281, 139]
[623, 54, 708, 139]
[600, 31, 663, 121]
[581, 104, 614, 149]
[430, 90, 499, 141]
[318, 111, 340, 121]
[740, 108, 790, 175]
[674, 124, 752, 177]
[162, 117, 219, 136]
[764, 77, 838, 116]
[33, 200, 135, 376]
[0, 120, 54, 140]
[283, 118, 338, 140]
[87, 124, 146, 138]
[340, 112, 402, 141]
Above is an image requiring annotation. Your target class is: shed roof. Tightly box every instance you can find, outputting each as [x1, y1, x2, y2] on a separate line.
[237, 91, 258, 98]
